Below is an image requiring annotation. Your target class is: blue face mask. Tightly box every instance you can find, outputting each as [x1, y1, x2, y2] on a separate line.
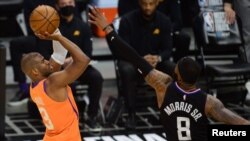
[60, 5, 74, 16]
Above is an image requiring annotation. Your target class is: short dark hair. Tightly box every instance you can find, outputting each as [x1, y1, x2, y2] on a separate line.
[177, 57, 201, 84]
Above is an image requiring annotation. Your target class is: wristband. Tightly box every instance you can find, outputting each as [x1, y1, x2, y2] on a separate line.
[102, 24, 110, 31]
[51, 29, 68, 65]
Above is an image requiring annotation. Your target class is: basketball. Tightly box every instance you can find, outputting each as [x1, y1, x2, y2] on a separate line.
[29, 5, 60, 34]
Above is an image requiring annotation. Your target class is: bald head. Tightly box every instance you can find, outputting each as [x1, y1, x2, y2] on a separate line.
[21, 52, 40, 75]
[21, 52, 54, 82]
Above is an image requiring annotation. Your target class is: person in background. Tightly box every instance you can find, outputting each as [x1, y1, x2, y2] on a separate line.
[117, 0, 175, 129]
[55, 0, 103, 128]
[224, 0, 250, 63]
[118, 0, 191, 63]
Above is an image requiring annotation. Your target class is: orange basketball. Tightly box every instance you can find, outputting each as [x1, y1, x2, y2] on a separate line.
[29, 5, 60, 34]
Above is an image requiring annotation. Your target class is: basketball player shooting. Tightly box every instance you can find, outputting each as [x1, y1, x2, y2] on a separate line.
[88, 6, 250, 141]
[21, 5, 90, 141]
[21, 29, 90, 141]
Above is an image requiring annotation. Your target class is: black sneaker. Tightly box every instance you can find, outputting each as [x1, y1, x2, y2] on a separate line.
[8, 90, 29, 106]
[125, 113, 136, 130]
[85, 116, 101, 130]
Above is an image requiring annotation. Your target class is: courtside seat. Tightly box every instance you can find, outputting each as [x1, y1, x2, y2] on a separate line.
[206, 63, 250, 76]
[194, 3, 250, 105]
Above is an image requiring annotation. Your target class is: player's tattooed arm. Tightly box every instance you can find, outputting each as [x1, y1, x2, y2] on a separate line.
[145, 69, 172, 108]
[206, 95, 250, 125]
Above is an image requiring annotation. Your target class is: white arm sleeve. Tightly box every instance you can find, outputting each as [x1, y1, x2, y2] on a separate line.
[51, 29, 68, 65]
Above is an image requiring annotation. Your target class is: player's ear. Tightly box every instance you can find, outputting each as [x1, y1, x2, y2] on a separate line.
[31, 68, 39, 76]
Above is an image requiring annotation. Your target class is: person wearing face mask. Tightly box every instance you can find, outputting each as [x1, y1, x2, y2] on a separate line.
[60, 4, 74, 16]
[58, 1, 81, 18]
[55, 0, 104, 129]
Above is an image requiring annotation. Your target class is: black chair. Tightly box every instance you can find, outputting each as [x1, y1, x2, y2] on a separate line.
[194, 6, 250, 106]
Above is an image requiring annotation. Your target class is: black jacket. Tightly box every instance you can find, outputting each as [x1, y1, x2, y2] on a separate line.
[118, 9, 173, 61]
[59, 17, 93, 58]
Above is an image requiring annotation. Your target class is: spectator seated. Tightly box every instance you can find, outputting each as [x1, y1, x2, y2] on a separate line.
[194, 0, 250, 106]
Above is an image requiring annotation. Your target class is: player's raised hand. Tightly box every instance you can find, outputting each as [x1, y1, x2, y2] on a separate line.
[35, 30, 61, 41]
[88, 5, 109, 31]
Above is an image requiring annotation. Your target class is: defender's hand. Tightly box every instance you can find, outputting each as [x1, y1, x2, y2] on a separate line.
[88, 6, 109, 30]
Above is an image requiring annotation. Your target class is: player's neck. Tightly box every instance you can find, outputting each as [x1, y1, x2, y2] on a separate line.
[32, 76, 45, 84]
[177, 82, 197, 92]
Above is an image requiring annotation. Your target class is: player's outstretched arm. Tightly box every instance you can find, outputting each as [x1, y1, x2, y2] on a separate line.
[88, 6, 172, 107]
[88, 6, 152, 77]
[205, 95, 250, 125]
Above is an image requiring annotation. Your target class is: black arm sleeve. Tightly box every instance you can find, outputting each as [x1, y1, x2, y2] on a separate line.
[106, 30, 153, 77]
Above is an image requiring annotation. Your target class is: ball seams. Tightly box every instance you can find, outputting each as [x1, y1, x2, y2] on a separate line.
[29, 5, 60, 33]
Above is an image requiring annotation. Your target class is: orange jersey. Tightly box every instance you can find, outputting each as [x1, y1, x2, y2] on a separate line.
[30, 79, 81, 141]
